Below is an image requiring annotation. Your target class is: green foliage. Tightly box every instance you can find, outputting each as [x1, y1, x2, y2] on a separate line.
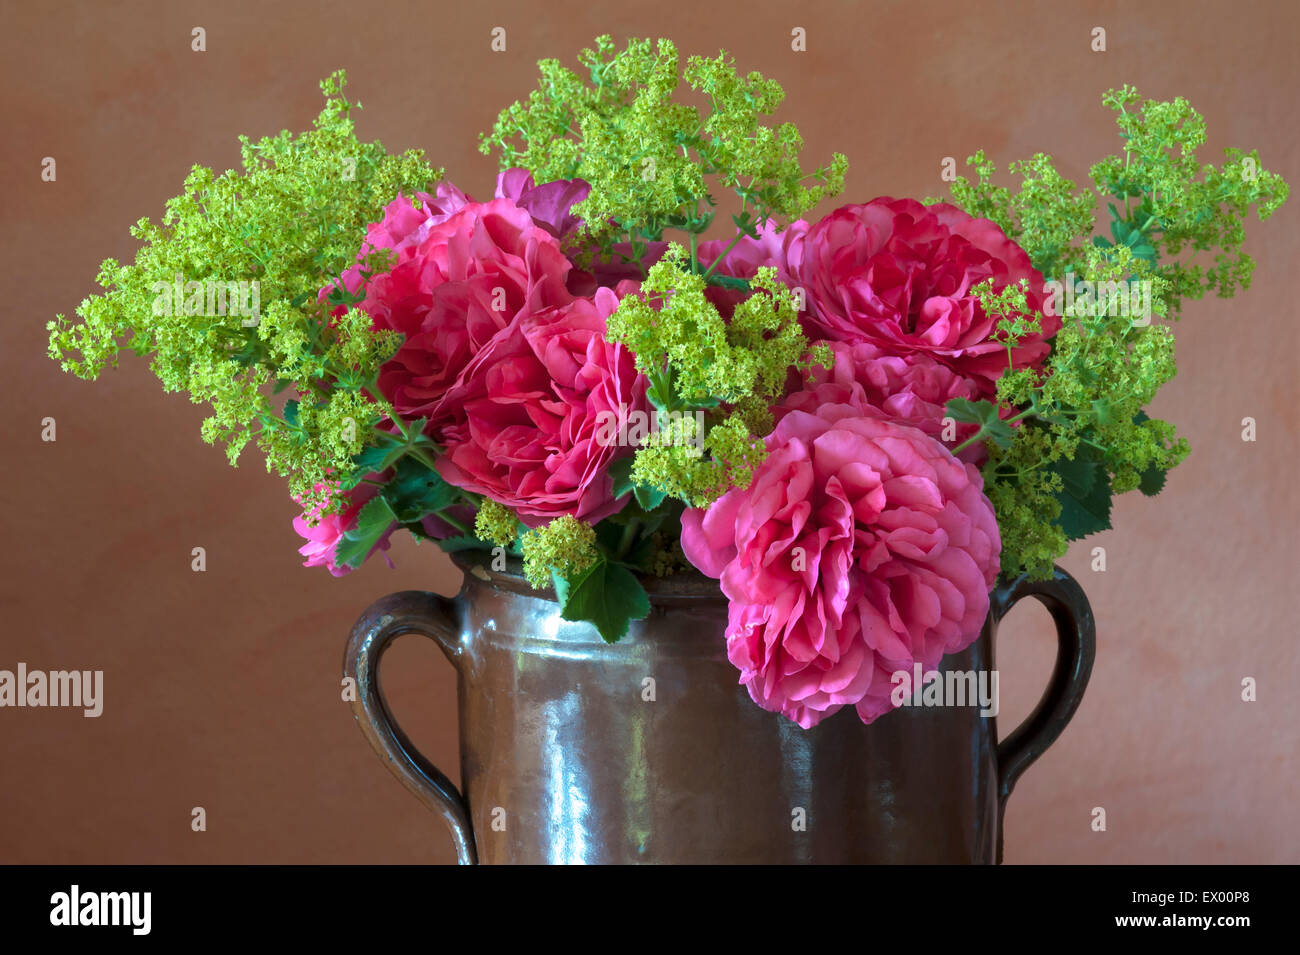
[334, 495, 398, 570]
[479, 35, 847, 267]
[47, 71, 442, 513]
[929, 150, 1095, 282]
[1090, 86, 1288, 316]
[938, 88, 1285, 579]
[606, 246, 818, 507]
[49, 49, 1290, 602]
[946, 397, 1015, 451]
[331, 457, 472, 570]
[553, 556, 652, 644]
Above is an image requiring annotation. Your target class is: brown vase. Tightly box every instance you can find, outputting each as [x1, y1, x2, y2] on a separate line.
[344, 555, 1094, 864]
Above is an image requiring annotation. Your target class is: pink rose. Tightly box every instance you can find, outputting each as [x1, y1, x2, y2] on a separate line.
[292, 481, 394, 576]
[681, 402, 1001, 728]
[493, 168, 590, 245]
[432, 287, 647, 527]
[779, 340, 986, 463]
[788, 198, 1059, 397]
[326, 189, 577, 426]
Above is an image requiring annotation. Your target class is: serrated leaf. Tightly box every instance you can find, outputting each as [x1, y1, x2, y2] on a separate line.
[555, 557, 651, 643]
[335, 495, 397, 569]
[633, 481, 667, 511]
[1054, 451, 1098, 499]
[351, 444, 392, 473]
[1053, 462, 1113, 541]
[945, 398, 1016, 450]
[609, 457, 635, 499]
[381, 457, 459, 523]
[1137, 464, 1167, 496]
[283, 399, 300, 427]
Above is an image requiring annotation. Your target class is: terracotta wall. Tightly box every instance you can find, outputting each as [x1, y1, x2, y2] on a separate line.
[1, 0, 1295, 863]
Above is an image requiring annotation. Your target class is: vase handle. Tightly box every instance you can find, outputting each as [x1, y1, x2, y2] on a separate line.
[344, 590, 477, 865]
[990, 566, 1096, 863]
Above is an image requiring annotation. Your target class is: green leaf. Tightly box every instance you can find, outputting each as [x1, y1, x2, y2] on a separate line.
[633, 481, 667, 511]
[283, 399, 301, 427]
[609, 457, 635, 499]
[946, 398, 1016, 450]
[555, 556, 651, 643]
[1137, 463, 1167, 496]
[335, 495, 397, 569]
[706, 273, 752, 292]
[351, 443, 394, 474]
[1052, 461, 1113, 542]
[381, 457, 460, 523]
[610, 456, 669, 510]
[1054, 450, 1098, 500]
[1045, 440, 1113, 541]
[325, 284, 366, 307]
[1091, 398, 1118, 427]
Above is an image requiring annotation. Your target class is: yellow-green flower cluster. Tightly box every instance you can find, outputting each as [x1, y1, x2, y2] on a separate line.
[473, 499, 520, 548]
[479, 36, 846, 261]
[630, 414, 766, 509]
[608, 248, 805, 409]
[933, 151, 1096, 284]
[47, 71, 441, 512]
[606, 246, 818, 507]
[520, 516, 599, 589]
[1090, 87, 1288, 315]
[938, 88, 1285, 579]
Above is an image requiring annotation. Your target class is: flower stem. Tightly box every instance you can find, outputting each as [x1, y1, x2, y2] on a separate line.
[700, 230, 745, 280]
[615, 519, 641, 561]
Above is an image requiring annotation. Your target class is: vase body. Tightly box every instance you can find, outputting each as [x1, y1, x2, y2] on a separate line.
[346, 557, 1094, 865]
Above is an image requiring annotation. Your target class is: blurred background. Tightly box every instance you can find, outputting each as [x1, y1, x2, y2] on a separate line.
[1, 0, 1296, 863]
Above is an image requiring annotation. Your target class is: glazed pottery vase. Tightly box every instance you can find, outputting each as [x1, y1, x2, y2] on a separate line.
[345, 555, 1094, 864]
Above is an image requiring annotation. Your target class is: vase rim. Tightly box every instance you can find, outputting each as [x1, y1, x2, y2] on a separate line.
[448, 550, 725, 605]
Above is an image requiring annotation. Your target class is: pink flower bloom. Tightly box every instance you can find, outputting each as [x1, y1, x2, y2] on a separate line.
[493, 168, 590, 245]
[432, 287, 648, 527]
[681, 402, 1001, 729]
[292, 482, 394, 576]
[787, 198, 1059, 398]
[779, 340, 986, 463]
[325, 188, 577, 426]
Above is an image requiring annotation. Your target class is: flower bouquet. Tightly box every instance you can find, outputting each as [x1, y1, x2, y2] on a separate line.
[50, 36, 1286, 732]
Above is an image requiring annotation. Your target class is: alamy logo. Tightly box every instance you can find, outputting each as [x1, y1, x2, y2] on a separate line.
[151, 273, 261, 326]
[890, 664, 1000, 717]
[50, 885, 151, 935]
[0, 664, 102, 717]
